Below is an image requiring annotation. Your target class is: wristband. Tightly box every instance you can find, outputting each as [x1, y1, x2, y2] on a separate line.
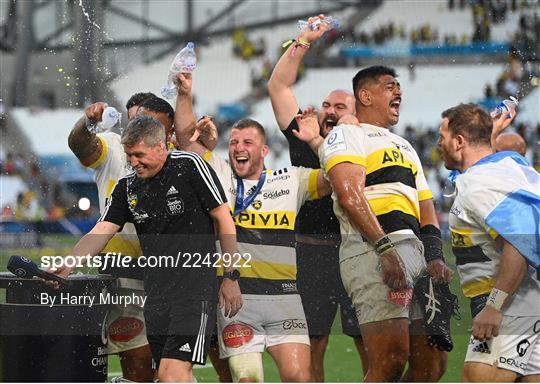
[283, 38, 311, 57]
[486, 288, 508, 311]
[419, 224, 444, 263]
[374, 235, 395, 255]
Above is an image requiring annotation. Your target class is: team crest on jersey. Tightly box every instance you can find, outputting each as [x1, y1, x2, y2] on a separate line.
[128, 194, 138, 209]
[251, 200, 262, 210]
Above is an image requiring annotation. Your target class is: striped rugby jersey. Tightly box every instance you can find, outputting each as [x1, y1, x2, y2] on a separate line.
[449, 153, 540, 316]
[203, 152, 320, 295]
[319, 123, 433, 260]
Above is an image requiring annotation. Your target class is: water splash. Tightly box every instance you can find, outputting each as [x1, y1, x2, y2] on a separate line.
[78, 0, 113, 41]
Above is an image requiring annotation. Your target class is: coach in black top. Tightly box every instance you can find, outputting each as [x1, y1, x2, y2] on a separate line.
[55, 116, 242, 382]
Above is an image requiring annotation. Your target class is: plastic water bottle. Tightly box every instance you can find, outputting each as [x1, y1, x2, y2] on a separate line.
[490, 96, 519, 119]
[161, 42, 197, 99]
[297, 16, 339, 31]
[87, 106, 121, 134]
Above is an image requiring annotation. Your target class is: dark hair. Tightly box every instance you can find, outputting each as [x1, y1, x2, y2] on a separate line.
[139, 96, 174, 123]
[125, 92, 157, 111]
[121, 115, 166, 147]
[352, 65, 397, 96]
[231, 118, 266, 143]
[441, 103, 492, 146]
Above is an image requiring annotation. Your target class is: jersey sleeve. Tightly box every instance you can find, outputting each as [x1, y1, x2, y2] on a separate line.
[185, 152, 228, 212]
[203, 150, 233, 179]
[295, 166, 321, 208]
[86, 132, 118, 169]
[99, 177, 132, 227]
[319, 125, 367, 173]
[281, 111, 320, 169]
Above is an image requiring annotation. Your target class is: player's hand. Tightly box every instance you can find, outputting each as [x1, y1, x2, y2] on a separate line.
[298, 14, 331, 44]
[379, 250, 407, 290]
[176, 72, 192, 96]
[491, 110, 515, 140]
[190, 115, 218, 149]
[337, 114, 360, 126]
[293, 107, 322, 144]
[85, 102, 108, 122]
[45, 265, 73, 290]
[426, 259, 454, 284]
[472, 305, 502, 341]
[219, 277, 243, 318]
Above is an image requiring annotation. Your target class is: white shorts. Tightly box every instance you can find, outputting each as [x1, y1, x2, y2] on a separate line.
[217, 294, 310, 358]
[106, 278, 149, 354]
[339, 233, 426, 325]
[466, 316, 540, 376]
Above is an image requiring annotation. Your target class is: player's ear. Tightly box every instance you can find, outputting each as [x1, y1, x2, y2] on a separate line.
[358, 89, 372, 107]
[261, 144, 269, 158]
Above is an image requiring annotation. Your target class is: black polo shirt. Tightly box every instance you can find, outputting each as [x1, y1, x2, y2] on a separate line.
[101, 151, 227, 304]
[282, 116, 340, 240]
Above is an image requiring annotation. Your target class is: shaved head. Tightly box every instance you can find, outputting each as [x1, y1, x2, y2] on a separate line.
[495, 132, 526, 156]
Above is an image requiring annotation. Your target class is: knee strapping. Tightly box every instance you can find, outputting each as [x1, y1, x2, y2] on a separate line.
[228, 353, 264, 382]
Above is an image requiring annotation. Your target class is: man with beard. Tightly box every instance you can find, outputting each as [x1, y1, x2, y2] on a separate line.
[68, 95, 174, 382]
[267, 17, 364, 382]
[437, 103, 540, 381]
[315, 65, 455, 381]
[174, 73, 332, 382]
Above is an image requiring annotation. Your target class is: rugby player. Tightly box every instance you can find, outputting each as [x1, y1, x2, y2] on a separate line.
[268, 17, 364, 381]
[437, 103, 540, 381]
[60, 115, 242, 382]
[67, 94, 172, 382]
[174, 73, 332, 382]
[314, 65, 454, 381]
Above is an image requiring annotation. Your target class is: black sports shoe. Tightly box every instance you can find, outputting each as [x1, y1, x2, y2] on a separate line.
[414, 274, 460, 352]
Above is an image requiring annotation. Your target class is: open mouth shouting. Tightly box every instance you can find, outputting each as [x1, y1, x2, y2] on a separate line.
[390, 97, 401, 117]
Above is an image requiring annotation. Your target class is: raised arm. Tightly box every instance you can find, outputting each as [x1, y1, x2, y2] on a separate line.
[174, 73, 213, 155]
[68, 102, 107, 166]
[268, 15, 330, 130]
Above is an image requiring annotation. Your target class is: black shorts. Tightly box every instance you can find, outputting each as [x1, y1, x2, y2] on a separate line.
[296, 242, 362, 338]
[144, 299, 216, 367]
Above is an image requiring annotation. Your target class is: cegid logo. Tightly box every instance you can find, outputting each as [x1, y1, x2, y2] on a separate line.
[108, 317, 144, 342]
[387, 288, 413, 307]
[223, 323, 254, 348]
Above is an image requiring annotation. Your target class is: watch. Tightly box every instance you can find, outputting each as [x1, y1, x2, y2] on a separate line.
[223, 269, 240, 281]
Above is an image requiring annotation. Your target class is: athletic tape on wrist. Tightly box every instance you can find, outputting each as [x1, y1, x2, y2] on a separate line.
[420, 224, 444, 262]
[486, 288, 508, 311]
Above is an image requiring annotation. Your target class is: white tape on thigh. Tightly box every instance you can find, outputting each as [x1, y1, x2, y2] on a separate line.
[228, 352, 264, 382]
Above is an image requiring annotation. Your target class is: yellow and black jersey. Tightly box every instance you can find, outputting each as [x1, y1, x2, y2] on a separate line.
[319, 123, 433, 260]
[204, 152, 320, 295]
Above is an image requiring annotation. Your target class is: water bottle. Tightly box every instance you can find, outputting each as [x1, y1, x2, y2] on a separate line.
[87, 106, 121, 134]
[297, 16, 339, 31]
[161, 42, 197, 99]
[490, 96, 519, 119]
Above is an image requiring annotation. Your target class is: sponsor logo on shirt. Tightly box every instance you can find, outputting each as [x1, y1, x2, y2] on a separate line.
[166, 185, 179, 196]
[166, 197, 184, 216]
[263, 189, 290, 200]
[471, 340, 491, 354]
[222, 323, 254, 348]
[266, 174, 291, 183]
[282, 282, 297, 293]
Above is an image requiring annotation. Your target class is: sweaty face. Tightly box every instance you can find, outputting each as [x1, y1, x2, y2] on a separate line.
[437, 118, 460, 170]
[367, 74, 402, 128]
[124, 140, 167, 179]
[318, 91, 356, 137]
[228, 127, 268, 180]
[137, 108, 174, 143]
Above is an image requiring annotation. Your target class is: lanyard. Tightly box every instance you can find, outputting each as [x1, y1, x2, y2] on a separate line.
[233, 168, 266, 216]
